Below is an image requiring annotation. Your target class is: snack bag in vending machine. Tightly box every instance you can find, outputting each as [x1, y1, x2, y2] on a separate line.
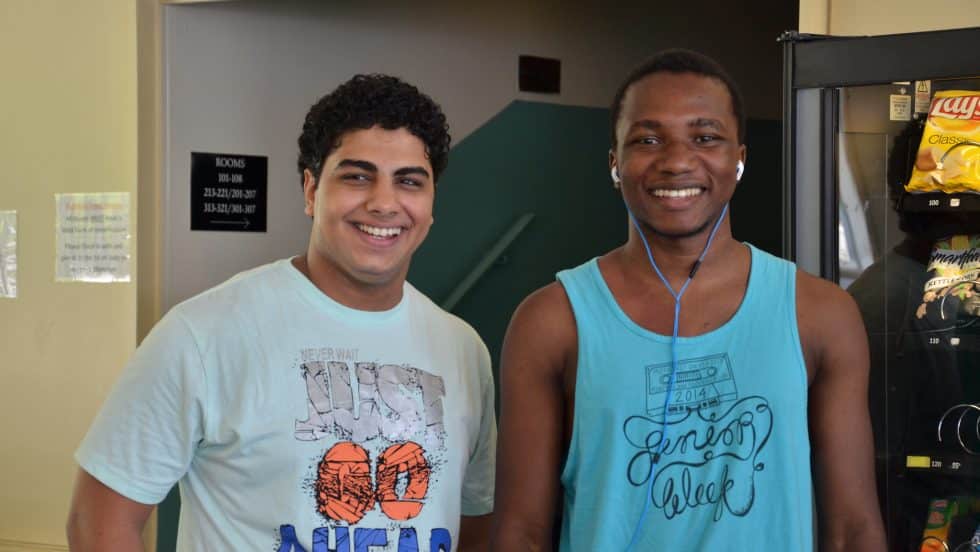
[906, 90, 980, 194]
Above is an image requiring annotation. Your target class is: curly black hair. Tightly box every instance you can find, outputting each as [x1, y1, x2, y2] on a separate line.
[609, 49, 745, 148]
[297, 74, 451, 188]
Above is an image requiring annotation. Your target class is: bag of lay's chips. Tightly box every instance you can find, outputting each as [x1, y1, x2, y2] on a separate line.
[906, 90, 980, 194]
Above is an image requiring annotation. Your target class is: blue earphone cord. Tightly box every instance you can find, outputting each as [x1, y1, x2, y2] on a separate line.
[623, 202, 730, 552]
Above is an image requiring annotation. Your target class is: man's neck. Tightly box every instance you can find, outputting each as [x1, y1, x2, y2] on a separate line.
[291, 254, 405, 312]
[623, 224, 739, 290]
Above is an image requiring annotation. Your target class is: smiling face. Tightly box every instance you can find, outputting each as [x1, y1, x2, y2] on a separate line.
[611, 71, 745, 240]
[303, 125, 434, 300]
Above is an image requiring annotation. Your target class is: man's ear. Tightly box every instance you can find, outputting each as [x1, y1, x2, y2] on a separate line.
[736, 145, 747, 184]
[609, 149, 621, 189]
[303, 169, 317, 217]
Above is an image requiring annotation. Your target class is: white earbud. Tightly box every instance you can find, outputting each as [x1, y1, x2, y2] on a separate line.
[736, 160, 745, 182]
[611, 166, 621, 184]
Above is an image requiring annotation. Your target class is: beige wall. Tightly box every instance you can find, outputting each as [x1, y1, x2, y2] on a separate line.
[0, 1, 140, 550]
[801, 0, 980, 34]
[136, 1, 164, 548]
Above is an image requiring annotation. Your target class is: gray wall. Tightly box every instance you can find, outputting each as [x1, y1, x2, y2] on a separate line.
[161, 0, 796, 310]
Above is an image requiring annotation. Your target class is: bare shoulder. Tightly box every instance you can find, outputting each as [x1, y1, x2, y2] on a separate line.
[512, 281, 576, 331]
[502, 281, 578, 376]
[795, 269, 868, 379]
[795, 269, 863, 324]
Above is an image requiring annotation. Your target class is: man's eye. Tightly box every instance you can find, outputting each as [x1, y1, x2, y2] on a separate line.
[343, 173, 369, 181]
[399, 178, 423, 188]
[695, 135, 720, 144]
[635, 136, 660, 145]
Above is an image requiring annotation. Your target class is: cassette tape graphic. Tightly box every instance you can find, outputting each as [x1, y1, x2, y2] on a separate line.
[646, 353, 738, 416]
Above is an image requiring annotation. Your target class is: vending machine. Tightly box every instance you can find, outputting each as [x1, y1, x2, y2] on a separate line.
[781, 27, 980, 551]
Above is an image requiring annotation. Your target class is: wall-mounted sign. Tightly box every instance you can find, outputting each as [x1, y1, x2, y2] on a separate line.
[0, 210, 16, 297]
[55, 193, 131, 283]
[889, 94, 912, 121]
[914, 80, 932, 114]
[191, 152, 267, 232]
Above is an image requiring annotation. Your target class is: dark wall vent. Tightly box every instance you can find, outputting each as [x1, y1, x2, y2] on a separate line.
[518, 55, 561, 94]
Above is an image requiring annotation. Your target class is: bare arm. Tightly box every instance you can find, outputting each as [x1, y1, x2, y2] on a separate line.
[459, 513, 493, 552]
[798, 272, 887, 552]
[66, 468, 154, 552]
[491, 284, 575, 551]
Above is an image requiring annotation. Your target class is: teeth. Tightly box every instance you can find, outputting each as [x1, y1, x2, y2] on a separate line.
[652, 188, 702, 198]
[357, 224, 402, 238]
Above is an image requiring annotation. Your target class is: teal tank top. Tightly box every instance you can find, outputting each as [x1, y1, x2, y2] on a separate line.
[556, 244, 813, 551]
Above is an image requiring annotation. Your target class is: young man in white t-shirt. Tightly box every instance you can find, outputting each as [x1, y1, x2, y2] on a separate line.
[67, 74, 496, 552]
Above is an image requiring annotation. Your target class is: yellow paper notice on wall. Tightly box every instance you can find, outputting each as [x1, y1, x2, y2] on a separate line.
[0, 210, 15, 298]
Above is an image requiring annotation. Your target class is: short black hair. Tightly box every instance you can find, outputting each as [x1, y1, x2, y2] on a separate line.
[609, 49, 746, 147]
[297, 74, 451, 188]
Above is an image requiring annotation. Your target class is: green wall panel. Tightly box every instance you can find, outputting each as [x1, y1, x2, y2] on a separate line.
[409, 100, 626, 383]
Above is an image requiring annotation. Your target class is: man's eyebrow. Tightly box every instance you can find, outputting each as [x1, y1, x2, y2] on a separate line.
[335, 159, 378, 172]
[690, 118, 723, 131]
[629, 119, 662, 131]
[393, 166, 431, 179]
[334, 160, 429, 179]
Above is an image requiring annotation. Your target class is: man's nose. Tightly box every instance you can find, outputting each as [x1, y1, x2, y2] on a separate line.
[365, 179, 399, 216]
[658, 141, 696, 174]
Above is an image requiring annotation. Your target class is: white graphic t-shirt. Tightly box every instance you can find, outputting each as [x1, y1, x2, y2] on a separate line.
[76, 259, 496, 551]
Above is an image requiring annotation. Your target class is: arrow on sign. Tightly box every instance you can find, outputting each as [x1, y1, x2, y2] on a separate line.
[212, 218, 250, 229]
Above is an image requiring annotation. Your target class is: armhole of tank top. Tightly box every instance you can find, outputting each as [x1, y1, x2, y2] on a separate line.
[786, 262, 810, 394]
[556, 270, 587, 486]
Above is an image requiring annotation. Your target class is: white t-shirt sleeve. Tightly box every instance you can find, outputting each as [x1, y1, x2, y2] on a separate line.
[75, 309, 207, 505]
[460, 345, 496, 516]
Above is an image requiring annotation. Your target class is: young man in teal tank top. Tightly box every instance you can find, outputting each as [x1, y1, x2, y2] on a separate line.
[493, 50, 886, 551]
